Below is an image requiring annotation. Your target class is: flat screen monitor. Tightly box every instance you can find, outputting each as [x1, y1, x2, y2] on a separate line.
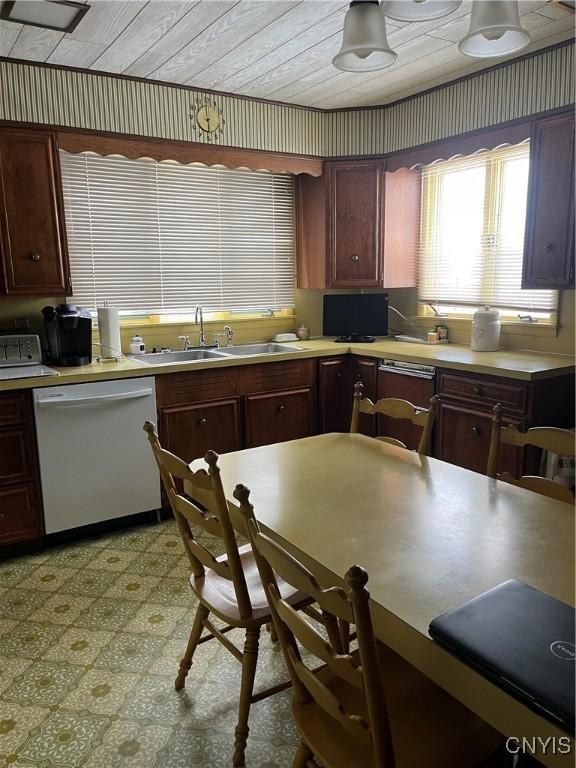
[322, 294, 389, 341]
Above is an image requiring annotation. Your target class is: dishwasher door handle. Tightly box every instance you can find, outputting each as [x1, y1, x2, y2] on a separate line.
[36, 388, 154, 408]
[378, 368, 435, 380]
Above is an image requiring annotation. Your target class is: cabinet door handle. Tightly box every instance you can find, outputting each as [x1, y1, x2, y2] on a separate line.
[28, 251, 41, 262]
[472, 426, 480, 435]
[277, 404, 286, 413]
[350, 254, 359, 263]
[336, 371, 342, 379]
[198, 418, 207, 426]
[472, 386, 482, 395]
[0, 513, 4, 521]
[544, 241, 555, 253]
[355, 373, 362, 381]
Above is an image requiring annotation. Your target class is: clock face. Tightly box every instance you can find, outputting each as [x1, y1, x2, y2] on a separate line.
[197, 105, 221, 134]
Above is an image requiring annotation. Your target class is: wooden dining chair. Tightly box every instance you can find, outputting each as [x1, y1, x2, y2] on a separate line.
[487, 404, 575, 504]
[350, 381, 439, 455]
[235, 484, 505, 768]
[143, 421, 311, 767]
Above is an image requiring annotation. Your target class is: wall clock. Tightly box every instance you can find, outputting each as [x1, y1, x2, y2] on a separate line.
[190, 100, 225, 141]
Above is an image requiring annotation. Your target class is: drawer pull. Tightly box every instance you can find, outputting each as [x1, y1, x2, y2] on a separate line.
[198, 418, 207, 426]
[277, 404, 286, 413]
[355, 373, 362, 381]
[0, 513, 4, 520]
[336, 371, 342, 379]
[472, 426, 480, 435]
[351, 254, 359, 263]
[472, 386, 483, 395]
[28, 251, 41, 262]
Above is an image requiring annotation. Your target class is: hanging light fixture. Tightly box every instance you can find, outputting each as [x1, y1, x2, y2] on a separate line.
[382, 1, 461, 22]
[333, 0, 397, 72]
[459, 0, 530, 58]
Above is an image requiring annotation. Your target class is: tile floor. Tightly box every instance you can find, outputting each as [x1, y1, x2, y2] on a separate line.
[0, 519, 299, 768]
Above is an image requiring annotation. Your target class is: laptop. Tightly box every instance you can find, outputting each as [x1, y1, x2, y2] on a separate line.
[429, 580, 575, 733]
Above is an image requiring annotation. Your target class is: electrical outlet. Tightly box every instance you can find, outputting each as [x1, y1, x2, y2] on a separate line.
[14, 318, 30, 331]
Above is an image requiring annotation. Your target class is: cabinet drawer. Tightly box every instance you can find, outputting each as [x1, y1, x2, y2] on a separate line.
[239, 359, 315, 394]
[245, 388, 314, 448]
[438, 371, 527, 413]
[156, 368, 237, 407]
[0, 391, 28, 426]
[159, 399, 241, 464]
[0, 429, 34, 485]
[0, 483, 42, 545]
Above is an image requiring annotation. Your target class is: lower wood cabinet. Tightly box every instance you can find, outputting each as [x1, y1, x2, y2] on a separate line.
[318, 357, 353, 434]
[435, 369, 575, 476]
[156, 359, 317, 462]
[436, 402, 523, 475]
[245, 388, 314, 448]
[0, 391, 43, 546]
[159, 399, 241, 463]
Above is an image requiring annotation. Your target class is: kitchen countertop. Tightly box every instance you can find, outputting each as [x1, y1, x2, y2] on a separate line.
[0, 338, 573, 392]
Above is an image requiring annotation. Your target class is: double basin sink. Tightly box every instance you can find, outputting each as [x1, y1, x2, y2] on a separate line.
[129, 342, 304, 367]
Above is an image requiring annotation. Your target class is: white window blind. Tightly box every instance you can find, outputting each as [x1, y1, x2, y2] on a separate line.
[59, 151, 295, 314]
[418, 142, 557, 313]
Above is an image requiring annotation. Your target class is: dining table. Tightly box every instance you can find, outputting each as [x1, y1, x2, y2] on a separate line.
[190, 432, 575, 768]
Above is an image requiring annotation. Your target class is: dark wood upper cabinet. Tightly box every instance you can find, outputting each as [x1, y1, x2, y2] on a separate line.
[0, 128, 71, 296]
[297, 161, 419, 290]
[522, 113, 575, 289]
[327, 161, 382, 288]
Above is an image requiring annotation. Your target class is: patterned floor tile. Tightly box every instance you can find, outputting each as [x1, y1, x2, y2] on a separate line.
[120, 675, 193, 724]
[17, 566, 77, 593]
[84, 548, 139, 573]
[144, 577, 194, 607]
[0, 701, 49, 756]
[61, 669, 139, 715]
[57, 568, 120, 598]
[74, 598, 141, 632]
[42, 628, 115, 667]
[93, 633, 166, 674]
[123, 552, 182, 578]
[44, 544, 101, 570]
[0, 589, 52, 621]
[105, 525, 163, 552]
[102, 573, 161, 602]
[18, 709, 108, 767]
[0, 657, 34, 695]
[123, 604, 188, 638]
[0, 561, 37, 588]
[28, 594, 95, 626]
[0, 520, 301, 767]
[145, 533, 184, 555]
[2, 661, 83, 707]
[84, 720, 172, 768]
[2, 622, 66, 660]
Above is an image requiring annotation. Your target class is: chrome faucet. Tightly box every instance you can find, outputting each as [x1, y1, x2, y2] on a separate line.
[224, 325, 234, 347]
[195, 305, 206, 347]
[177, 335, 193, 350]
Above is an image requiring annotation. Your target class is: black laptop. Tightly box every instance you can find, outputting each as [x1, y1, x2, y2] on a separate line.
[429, 580, 575, 733]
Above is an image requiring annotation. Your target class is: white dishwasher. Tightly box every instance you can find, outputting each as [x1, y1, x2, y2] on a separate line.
[33, 377, 161, 534]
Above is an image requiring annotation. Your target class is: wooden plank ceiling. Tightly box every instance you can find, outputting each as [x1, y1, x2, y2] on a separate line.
[0, 0, 573, 108]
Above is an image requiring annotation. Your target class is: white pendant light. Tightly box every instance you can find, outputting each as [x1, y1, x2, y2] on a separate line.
[382, 1, 461, 22]
[459, 0, 530, 58]
[333, 1, 397, 72]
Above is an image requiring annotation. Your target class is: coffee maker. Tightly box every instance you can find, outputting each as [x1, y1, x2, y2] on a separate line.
[42, 304, 92, 366]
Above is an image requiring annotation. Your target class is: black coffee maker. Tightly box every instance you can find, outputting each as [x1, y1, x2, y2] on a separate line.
[42, 304, 92, 366]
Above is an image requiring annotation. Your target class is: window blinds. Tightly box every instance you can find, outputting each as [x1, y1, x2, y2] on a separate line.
[418, 143, 557, 313]
[59, 151, 295, 314]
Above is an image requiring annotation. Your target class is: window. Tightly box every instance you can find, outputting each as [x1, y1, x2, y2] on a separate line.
[418, 143, 557, 317]
[60, 151, 295, 316]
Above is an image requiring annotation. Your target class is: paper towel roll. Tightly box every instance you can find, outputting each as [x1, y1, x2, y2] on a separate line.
[97, 305, 122, 359]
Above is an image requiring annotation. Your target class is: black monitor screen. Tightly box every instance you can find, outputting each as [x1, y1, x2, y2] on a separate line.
[323, 294, 389, 337]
